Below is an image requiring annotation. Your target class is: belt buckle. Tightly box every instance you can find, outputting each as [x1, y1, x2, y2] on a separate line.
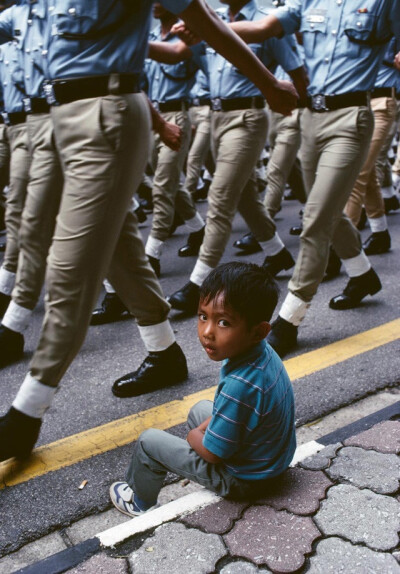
[1, 111, 9, 126]
[23, 97, 32, 113]
[312, 94, 327, 112]
[211, 98, 222, 112]
[44, 83, 57, 106]
[192, 97, 200, 106]
[152, 100, 160, 112]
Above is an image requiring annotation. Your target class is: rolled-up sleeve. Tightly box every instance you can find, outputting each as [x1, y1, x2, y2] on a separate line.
[274, 0, 302, 36]
[161, 0, 194, 15]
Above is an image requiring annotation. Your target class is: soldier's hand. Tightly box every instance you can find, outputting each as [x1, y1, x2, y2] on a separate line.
[264, 80, 298, 116]
[394, 51, 400, 72]
[159, 121, 182, 151]
[171, 21, 201, 46]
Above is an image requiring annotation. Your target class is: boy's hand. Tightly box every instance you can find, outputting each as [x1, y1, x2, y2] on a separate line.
[187, 418, 222, 464]
[264, 79, 299, 116]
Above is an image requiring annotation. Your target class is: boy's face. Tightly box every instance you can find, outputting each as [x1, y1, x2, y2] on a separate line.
[197, 293, 268, 362]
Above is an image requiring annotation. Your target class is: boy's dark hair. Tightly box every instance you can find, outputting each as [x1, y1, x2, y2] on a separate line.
[199, 262, 279, 326]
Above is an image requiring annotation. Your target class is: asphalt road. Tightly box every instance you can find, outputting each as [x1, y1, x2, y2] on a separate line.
[0, 194, 399, 557]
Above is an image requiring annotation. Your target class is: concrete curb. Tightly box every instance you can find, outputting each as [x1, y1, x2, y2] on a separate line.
[15, 400, 400, 574]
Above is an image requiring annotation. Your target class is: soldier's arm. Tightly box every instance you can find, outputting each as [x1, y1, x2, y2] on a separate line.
[230, 13, 284, 43]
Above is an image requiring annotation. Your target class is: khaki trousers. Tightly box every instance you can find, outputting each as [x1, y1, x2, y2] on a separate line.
[0, 124, 10, 193]
[30, 94, 169, 387]
[392, 100, 400, 176]
[264, 108, 302, 219]
[12, 114, 64, 310]
[185, 104, 211, 196]
[345, 96, 396, 225]
[377, 98, 400, 187]
[150, 110, 196, 241]
[3, 123, 31, 273]
[199, 108, 275, 268]
[289, 106, 374, 302]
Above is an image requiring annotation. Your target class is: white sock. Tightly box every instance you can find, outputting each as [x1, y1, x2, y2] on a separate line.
[0, 267, 16, 296]
[342, 251, 371, 278]
[2, 301, 32, 333]
[103, 279, 116, 294]
[138, 319, 176, 352]
[13, 373, 57, 419]
[259, 233, 285, 256]
[190, 259, 214, 287]
[145, 236, 164, 260]
[279, 292, 310, 326]
[381, 185, 394, 199]
[368, 216, 387, 234]
[184, 211, 204, 232]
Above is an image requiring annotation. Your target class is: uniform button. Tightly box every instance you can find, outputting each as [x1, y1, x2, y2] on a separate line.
[310, 23, 315, 28]
[25, 75, 30, 80]
[336, 0, 342, 4]
[68, 7, 76, 15]
[324, 57, 329, 63]
[332, 30, 337, 35]
[357, 21, 362, 27]
[48, 5, 54, 10]
[42, 50, 48, 56]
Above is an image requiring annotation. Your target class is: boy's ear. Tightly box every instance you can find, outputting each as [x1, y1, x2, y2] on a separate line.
[252, 321, 271, 342]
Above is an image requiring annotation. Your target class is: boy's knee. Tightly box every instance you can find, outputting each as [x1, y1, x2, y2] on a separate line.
[137, 428, 166, 456]
[188, 400, 212, 427]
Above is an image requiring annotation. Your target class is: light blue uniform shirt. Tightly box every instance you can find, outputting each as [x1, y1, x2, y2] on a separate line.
[46, 0, 193, 81]
[190, 69, 210, 101]
[0, 4, 28, 112]
[0, 2, 48, 99]
[375, 38, 400, 90]
[275, 0, 400, 96]
[145, 24, 199, 103]
[203, 1, 302, 100]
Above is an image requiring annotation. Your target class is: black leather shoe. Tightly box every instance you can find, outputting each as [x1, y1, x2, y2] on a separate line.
[169, 212, 185, 237]
[168, 281, 200, 314]
[0, 407, 41, 462]
[0, 292, 11, 318]
[134, 203, 147, 224]
[263, 248, 295, 277]
[323, 248, 342, 281]
[178, 227, 205, 257]
[148, 255, 161, 278]
[362, 230, 391, 255]
[384, 195, 400, 214]
[193, 180, 210, 202]
[91, 293, 130, 326]
[267, 316, 298, 358]
[112, 342, 188, 398]
[233, 232, 262, 255]
[289, 224, 302, 236]
[0, 325, 24, 367]
[329, 267, 381, 310]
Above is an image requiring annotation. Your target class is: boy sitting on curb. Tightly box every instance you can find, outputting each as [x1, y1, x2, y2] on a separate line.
[110, 262, 296, 516]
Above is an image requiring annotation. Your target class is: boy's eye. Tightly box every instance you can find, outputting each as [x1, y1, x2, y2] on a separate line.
[198, 313, 207, 321]
[218, 319, 230, 327]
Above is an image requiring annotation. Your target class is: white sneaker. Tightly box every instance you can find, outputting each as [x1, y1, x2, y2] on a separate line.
[109, 482, 157, 517]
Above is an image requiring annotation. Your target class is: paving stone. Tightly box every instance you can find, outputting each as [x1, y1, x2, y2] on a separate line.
[299, 443, 342, 471]
[129, 522, 227, 574]
[344, 420, 400, 454]
[314, 484, 400, 551]
[255, 468, 333, 515]
[180, 499, 247, 534]
[158, 479, 204, 506]
[326, 446, 400, 494]
[67, 553, 128, 573]
[0, 532, 66, 574]
[308, 537, 400, 574]
[65, 508, 129, 545]
[224, 506, 320, 572]
[220, 560, 271, 573]
[393, 550, 400, 564]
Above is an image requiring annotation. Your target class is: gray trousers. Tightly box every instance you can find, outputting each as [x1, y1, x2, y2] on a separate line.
[29, 93, 170, 387]
[289, 106, 374, 302]
[185, 105, 211, 196]
[126, 400, 254, 506]
[12, 113, 63, 310]
[2, 123, 31, 273]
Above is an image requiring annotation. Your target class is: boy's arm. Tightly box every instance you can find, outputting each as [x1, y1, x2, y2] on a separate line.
[287, 65, 309, 107]
[177, 0, 298, 116]
[146, 97, 182, 151]
[148, 40, 192, 64]
[187, 416, 223, 464]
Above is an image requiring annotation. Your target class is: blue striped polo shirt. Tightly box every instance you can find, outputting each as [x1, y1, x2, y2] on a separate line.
[203, 340, 296, 480]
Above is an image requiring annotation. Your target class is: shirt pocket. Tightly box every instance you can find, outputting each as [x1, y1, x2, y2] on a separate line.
[342, 12, 376, 57]
[50, 1, 99, 37]
[300, 12, 328, 59]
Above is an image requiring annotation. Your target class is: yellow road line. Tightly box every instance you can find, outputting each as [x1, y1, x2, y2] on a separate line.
[1, 319, 399, 488]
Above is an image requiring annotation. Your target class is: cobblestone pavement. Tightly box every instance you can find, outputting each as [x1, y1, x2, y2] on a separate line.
[44, 417, 399, 574]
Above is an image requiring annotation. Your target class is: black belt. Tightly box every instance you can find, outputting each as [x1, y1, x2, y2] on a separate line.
[306, 91, 370, 112]
[154, 100, 190, 113]
[24, 97, 51, 114]
[371, 87, 395, 99]
[210, 96, 265, 112]
[190, 97, 211, 107]
[45, 73, 141, 106]
[5, 111, 27, 126]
